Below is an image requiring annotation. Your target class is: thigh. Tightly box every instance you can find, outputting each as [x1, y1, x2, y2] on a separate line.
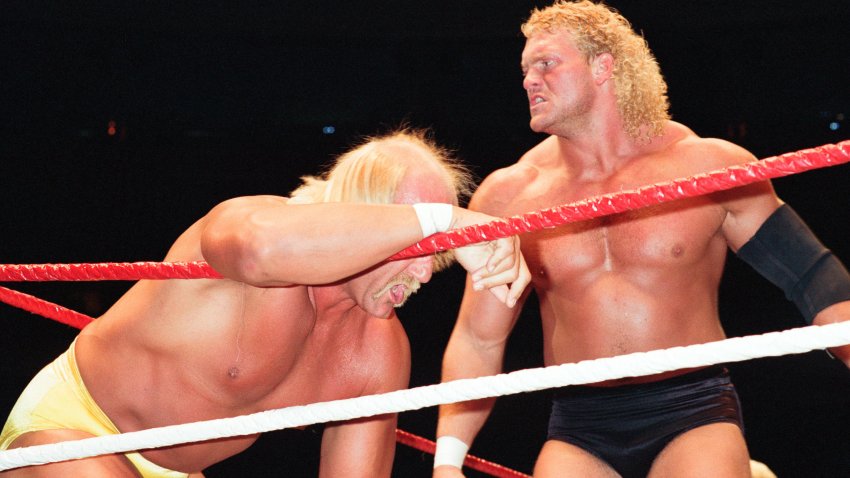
[533, 439, 621, 478]
[1, 430, 141, 478]
[648, 422, 750, 478]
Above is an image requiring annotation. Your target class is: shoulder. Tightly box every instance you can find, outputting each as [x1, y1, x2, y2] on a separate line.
[472, 136, 557, 215]
[164, 195, 289, 263]
[663, 122, 757, 170]
[356, 315, 411, 394]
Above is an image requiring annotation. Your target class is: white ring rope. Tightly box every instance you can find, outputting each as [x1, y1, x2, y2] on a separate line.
[2, 321, 849, 471]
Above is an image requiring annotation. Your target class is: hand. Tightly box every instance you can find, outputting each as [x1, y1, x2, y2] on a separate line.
[433, 465, 466, 478]
[452, 211, 530, 308]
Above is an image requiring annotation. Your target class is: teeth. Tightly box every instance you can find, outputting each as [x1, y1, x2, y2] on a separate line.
[534, 97, 544, 104]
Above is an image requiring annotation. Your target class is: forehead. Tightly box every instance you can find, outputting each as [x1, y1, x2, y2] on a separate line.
[394, 162, 453, 205]
[521, 31, 580, 63]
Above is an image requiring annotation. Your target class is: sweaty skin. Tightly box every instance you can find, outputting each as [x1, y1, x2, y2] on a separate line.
[434, 28, 797, 478]
[436, 12, 850, 478]
[478, 125, 776, 370]
[73, 200, 429, 474]
[4, 149, 530, 477]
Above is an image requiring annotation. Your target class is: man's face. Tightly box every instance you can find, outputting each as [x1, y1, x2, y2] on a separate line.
[352, 161, 451, 319]
[521, 30, 597, 135]
[362, 257, 431, 318]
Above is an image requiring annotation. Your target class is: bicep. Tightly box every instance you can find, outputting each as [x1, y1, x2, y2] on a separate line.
[706, 142, 783, 251]
[720, 181, 783, 252]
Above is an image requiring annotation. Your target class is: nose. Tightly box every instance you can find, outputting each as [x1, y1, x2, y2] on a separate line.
[407, 256, 434, 284]
[523, 70, 539, 91]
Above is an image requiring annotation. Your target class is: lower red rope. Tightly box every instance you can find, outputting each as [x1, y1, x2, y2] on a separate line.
[0, 286, 93, 329]
[396, 429, 530, 478]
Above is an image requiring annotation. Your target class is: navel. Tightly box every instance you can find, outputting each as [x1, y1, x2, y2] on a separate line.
[671, 244, 684, 258]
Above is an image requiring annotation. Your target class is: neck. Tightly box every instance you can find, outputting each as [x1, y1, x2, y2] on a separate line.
[309, 284, 361, 321]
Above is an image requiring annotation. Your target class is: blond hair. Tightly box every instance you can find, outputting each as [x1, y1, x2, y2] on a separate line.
[291, 128, 473, 271]
[522, 0, 670, 138]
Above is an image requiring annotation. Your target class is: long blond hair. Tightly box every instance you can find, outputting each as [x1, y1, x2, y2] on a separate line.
[290, 128, 473, 270]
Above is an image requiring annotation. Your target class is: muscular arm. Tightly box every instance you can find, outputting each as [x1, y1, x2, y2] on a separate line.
[200, 196, 438, 286]
[198, 196, 528, 303]
[713, 141, 783, 252]
[434, 171, 529, 476]
[715, 141, 850, 366]
[435, 281, 526, 476]
[320, 414, 400, 478]
[319, 314, 411, 477]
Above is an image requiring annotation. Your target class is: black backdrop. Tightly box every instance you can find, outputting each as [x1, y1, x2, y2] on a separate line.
[2, 1, 849, 476]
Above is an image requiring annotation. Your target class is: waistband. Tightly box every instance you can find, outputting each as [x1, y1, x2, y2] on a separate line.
[553, 365, 729, 399]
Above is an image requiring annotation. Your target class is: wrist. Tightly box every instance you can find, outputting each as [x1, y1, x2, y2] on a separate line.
[433, 435, 469, 469]
[412, 203, 454, 237]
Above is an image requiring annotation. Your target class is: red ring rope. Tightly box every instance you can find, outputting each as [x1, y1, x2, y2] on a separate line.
[0, 141, 847, 284]
[390, 140, 850, 259]
[396, 429, 530, 478]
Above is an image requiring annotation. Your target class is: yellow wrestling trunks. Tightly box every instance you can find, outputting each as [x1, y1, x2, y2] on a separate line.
[0, 340, 189, 478]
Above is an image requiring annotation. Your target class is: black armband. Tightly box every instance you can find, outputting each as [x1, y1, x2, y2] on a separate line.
[736, 205, 850, 324]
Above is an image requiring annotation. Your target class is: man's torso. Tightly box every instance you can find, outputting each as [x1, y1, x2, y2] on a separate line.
[480, 130, 735, 370]
[73, 220, 407, 472]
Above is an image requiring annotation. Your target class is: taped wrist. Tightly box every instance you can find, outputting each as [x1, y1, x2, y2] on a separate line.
[412, 203, 454, 237]
[737, 205, 850, 323]
[433, 435, 469, 469]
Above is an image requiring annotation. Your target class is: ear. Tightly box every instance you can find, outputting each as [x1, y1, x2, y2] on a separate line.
[591, 52, 614, 84]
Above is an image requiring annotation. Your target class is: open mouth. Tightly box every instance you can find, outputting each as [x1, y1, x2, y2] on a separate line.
[374, 277, 421, 307]
[530, 96, 546, 108]
[390, 284, 407, 305]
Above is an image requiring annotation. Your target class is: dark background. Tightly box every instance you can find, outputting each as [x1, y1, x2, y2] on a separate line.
[2, 1, 849, 476]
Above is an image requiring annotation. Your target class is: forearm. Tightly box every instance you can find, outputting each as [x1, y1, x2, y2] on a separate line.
[202, 199, 431, 285]
[436, 323, 509, 455]
[433, 371, 500, 474]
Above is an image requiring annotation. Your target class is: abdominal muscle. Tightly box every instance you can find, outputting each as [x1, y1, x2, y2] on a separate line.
[528, 203, 730, 384]
[539, 267, 726, 368]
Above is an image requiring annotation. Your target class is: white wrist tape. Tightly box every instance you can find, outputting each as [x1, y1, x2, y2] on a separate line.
[433, 435, 469, 469]
[412, 203, 454, 237]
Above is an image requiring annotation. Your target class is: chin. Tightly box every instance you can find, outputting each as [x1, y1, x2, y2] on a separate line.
[369, 302, 396, 319]
[529, 116, 549, 133]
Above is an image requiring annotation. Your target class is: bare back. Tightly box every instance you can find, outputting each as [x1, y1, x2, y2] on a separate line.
[474, 123, 780, 369]
[74, 209, 410, 472]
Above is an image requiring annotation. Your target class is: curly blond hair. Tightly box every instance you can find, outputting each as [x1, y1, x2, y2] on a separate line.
[522, 0, 670, 138]
[290, 128, 473, 271]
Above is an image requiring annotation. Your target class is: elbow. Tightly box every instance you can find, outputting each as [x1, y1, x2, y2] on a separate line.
[201, 219, 282, 285]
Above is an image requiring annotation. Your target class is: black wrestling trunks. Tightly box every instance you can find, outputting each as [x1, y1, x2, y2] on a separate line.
[547, 366, 743, 478]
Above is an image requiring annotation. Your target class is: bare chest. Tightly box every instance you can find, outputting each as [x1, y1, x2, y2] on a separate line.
[508, 172, 726, 288]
